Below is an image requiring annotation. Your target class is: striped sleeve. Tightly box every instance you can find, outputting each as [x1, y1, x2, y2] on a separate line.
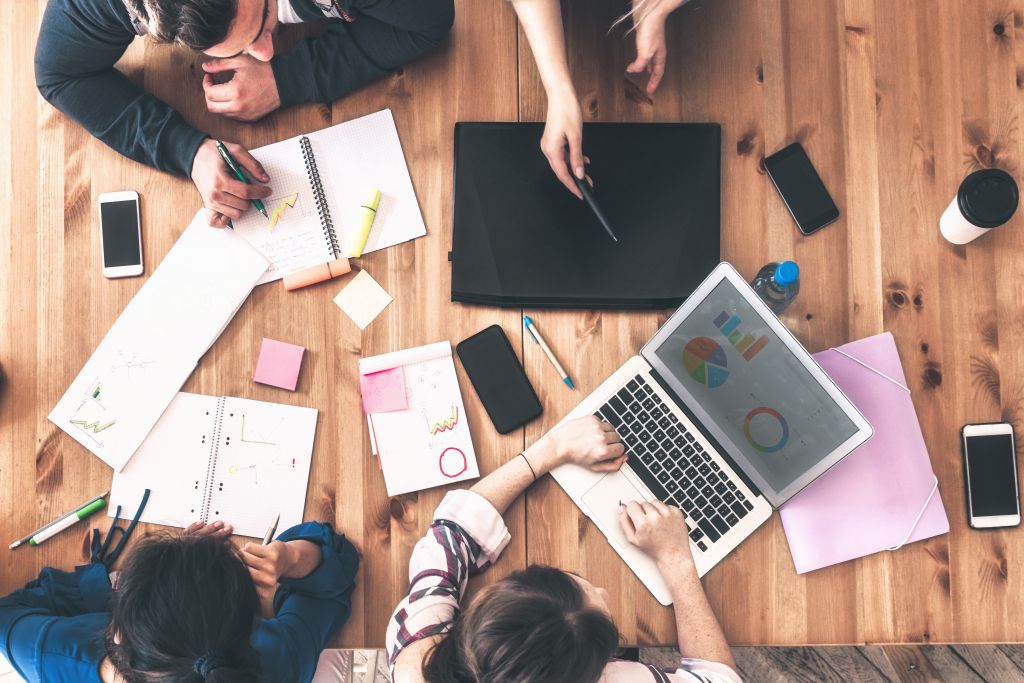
[385, 490, 511, 668]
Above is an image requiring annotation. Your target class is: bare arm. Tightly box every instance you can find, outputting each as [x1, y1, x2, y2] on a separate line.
[472, 416, 626, 515]
[509, 0, 585, 198]
[620, 501, 735, 669]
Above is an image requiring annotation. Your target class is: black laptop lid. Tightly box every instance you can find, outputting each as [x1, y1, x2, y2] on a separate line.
[451, 122, 721, 309]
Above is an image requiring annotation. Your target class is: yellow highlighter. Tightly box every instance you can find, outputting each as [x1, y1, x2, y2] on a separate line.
[346, 188, 381, 258]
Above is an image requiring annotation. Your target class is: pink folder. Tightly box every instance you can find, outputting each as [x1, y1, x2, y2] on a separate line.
[778, 332, 950, 574]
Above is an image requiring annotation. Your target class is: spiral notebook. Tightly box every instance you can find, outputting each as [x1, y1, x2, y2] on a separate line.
[232, 109, 427, 284]
[110, 392, 318, 538]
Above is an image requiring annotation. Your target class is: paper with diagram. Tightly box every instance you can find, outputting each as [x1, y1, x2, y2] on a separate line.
[48, 212, 269, 472]
[360, 341, 479, 496]
[110, 392, 318, 538]
[232, 109, 427, 284]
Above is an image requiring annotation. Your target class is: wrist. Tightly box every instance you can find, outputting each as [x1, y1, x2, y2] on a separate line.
[655, 549, 697, 579]
[523, 436, 563, 474]
[545, 80, 579, 109]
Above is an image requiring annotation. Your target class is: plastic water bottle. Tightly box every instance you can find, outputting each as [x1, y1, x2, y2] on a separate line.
[751, 261, 800, 315]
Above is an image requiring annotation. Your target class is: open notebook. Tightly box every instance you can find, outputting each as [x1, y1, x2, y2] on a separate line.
[360, 342, 479, 496]
[233, 109, 427, 284]
[110, 392, 318, 538]
[48, 213, 268, 471]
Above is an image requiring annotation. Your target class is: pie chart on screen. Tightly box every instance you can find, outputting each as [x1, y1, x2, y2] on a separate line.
[683, 337, 729, 388]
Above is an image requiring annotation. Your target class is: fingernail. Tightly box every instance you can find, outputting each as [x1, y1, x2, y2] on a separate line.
[213, 521, 223, 527]
[575, 166, 585, 179]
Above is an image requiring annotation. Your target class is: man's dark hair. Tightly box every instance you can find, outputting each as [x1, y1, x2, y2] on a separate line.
[129, 0, 239, 50]
[423, 565, 620, 683]
[105, 533, 264, 682]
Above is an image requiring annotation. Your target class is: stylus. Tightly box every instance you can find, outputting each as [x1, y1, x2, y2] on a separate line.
[572, 174, 619, 243]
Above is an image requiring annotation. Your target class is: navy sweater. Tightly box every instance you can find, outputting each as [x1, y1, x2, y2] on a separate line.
[34, 0, 454, 177]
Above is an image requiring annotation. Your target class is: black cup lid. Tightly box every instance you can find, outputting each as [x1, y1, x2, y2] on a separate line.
[958, 168, 1019, 228]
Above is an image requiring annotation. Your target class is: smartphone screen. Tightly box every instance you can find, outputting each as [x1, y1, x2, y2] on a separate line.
[100, 199, 142, 267]
[965, 433, 1020, 518]
[764, 143, 839, 234]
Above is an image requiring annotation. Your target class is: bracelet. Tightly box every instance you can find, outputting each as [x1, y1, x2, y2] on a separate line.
[519, 452, 537, 481]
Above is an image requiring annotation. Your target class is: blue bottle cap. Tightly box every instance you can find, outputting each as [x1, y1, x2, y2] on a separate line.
[774, 261, 799, 286]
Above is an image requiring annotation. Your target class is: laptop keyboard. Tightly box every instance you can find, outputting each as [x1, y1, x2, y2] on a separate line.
[594, 374, 755, 552]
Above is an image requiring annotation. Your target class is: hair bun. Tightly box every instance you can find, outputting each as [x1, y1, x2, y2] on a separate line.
[193, 652, 227, 678]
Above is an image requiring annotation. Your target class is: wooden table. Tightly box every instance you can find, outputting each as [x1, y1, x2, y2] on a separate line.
[2, 0, 1023, 648]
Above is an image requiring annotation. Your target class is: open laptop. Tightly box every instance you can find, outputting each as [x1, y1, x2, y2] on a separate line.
[551, 262, 873, 604]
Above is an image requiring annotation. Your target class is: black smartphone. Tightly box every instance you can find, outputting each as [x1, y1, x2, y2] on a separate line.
[961, 422, 1021, 529]
[456, 325, 543, 434]
[764, 143, 840, 235]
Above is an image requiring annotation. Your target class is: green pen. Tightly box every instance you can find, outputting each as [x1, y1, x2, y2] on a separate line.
[10, 492, 108, 549]
[215, 140, 268, 218]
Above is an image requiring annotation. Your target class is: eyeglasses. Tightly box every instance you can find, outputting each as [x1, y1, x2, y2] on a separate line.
[216, 0, 270, 59]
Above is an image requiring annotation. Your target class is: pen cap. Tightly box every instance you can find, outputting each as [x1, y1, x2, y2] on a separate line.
[77, 498, 107, 518]
[363, 188, 381, 211]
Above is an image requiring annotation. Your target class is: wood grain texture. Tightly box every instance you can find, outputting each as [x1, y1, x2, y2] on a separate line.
[2, 0, 1024, 649]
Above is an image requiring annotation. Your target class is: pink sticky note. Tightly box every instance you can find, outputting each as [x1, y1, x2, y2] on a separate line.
[253, 338, 305, 391]
[359, 367, 408, 414]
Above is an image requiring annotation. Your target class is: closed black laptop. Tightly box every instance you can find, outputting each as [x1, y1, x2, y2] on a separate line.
[450, 122, 721, 309]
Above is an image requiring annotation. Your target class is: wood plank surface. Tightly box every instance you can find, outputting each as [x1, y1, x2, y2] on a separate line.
[1, 0, 1024, 650]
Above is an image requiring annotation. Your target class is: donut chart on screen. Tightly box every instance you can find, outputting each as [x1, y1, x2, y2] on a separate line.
[683, 337, 729, 388]
[743, 407, 789, 453]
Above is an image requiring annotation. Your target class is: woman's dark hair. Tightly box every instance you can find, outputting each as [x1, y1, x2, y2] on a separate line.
[423, 565, 620, 683]
[128, 0, 239, 50]
[105, 533, 264, 683]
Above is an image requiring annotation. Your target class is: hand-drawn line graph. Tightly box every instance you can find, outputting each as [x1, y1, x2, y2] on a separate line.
[240, 414, 285, 445]
[227, 457, 296, 485]
[425, 405, 459, 435]
[69, 378, 115, 447]
[109, 349, 157, 376]
[267, 192, 299, 231]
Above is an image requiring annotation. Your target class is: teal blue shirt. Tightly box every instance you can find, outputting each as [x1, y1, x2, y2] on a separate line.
[0, 522, 358, 683]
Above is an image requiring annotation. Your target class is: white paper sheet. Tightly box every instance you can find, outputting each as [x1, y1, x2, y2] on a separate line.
[111, 392, 318, 538]
[360, 342, 478, 496]
[48, 213, 268, 472]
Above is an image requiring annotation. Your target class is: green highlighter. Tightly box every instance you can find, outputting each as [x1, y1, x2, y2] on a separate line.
[215, 140, 268, 218]
[10, 492, 108, 549]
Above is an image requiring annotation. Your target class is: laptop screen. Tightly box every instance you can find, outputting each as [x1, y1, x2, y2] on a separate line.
[649, 279, 859, 495]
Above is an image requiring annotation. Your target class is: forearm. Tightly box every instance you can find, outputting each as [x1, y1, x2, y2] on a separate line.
[659, 555, 735, 669]
[283, 540, 323, 579]
[470, 436, 561, 515]
[511, 0, 576, 102]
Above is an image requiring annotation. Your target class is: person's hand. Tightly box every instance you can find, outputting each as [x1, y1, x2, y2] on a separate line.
[184, 520, 233, 538]
[626, 13, 669, 95]
[241, 540, 291, 614]
[202, 56, 281, 122]
[619, 500, 694, 568]
[190, 138, 272, 228]
[541, 91, 585, 199]
[540, 416, 626, 471]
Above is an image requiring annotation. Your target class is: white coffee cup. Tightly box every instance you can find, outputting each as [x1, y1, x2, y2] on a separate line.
[940, 168, 1018, 244]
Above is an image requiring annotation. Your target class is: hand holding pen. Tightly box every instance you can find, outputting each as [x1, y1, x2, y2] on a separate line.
[190, 138, 271, 229]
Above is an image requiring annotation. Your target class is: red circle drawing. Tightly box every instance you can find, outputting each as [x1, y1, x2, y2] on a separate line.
[439, 447, 468, 478]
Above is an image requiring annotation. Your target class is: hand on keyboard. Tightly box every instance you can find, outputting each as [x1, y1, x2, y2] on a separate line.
[618, 500, 694, 569]
[541, 416, 627, 472]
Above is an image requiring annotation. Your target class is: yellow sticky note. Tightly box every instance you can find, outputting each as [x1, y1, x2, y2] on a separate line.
[333, 270, 392, 330]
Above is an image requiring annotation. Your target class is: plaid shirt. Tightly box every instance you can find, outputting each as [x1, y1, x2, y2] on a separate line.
[385, 490, 742, 683]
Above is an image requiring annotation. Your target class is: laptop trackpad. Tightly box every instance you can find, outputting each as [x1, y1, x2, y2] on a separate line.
[580, 471, 653, 550]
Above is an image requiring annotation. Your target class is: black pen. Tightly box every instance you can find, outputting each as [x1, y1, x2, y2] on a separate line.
[572, 172, 619, 243]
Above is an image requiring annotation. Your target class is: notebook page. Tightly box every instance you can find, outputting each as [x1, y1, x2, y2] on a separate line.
[362, 342, 479, 496]
[110, 392, 213, 528]
[48, 213, 268, 471]
[308, 109, 427, 255]
[232, 136, 334, 284]
[205, 397, 318, 538]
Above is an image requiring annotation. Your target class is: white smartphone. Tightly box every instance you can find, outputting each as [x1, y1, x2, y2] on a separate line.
[98, 190, 143, 278]
[962, 422, 1021, 529]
